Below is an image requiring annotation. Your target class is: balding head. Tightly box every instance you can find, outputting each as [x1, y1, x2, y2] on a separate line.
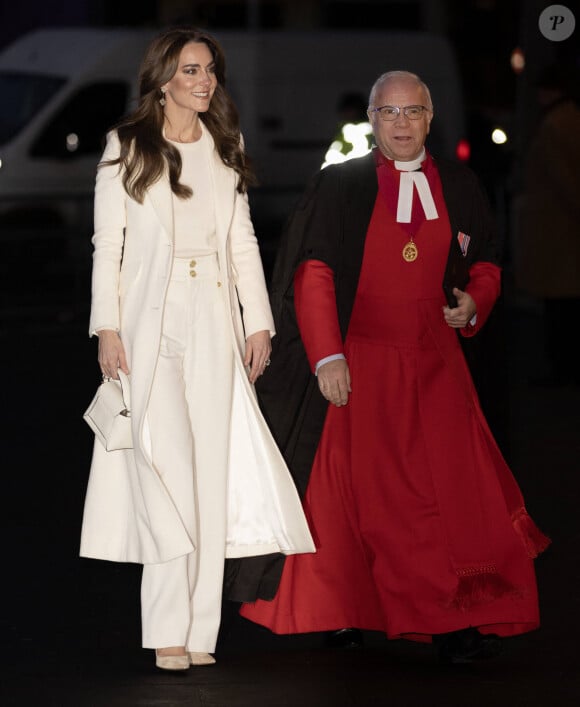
[368, 71, 433, 113]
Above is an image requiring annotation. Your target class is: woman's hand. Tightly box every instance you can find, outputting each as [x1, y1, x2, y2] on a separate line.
[244, 330, 272, 384]
[98, 330, 129, 379]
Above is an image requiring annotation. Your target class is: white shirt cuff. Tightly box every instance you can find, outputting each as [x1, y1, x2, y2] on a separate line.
[315, 353, 346, 375]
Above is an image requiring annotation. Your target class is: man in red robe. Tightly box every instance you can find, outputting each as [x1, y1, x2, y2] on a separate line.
[228, 70, 550, 664]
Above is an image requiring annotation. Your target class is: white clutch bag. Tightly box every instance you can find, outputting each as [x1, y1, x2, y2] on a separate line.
[83, 369, 133, 451]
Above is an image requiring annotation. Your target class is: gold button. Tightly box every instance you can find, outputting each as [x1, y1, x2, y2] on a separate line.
[217, 281, 222, 287]
[190, 259, 196, 267]
[190, 270, 197, 277]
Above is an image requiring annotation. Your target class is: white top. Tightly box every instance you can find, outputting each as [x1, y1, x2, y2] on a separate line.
[167, 128, 218, 258]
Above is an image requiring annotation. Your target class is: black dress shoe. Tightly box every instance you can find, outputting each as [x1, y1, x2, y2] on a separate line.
[433, 627, 503, 665]
[324, 628, 364, 649]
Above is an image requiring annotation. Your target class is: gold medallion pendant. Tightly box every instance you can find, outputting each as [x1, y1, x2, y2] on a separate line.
[402, 240, 418, 262]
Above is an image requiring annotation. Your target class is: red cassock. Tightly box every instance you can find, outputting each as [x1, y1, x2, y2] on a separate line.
[240, 157, 549, 642]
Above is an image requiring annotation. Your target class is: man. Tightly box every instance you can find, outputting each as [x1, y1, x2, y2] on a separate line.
[231, 71, 550, 664]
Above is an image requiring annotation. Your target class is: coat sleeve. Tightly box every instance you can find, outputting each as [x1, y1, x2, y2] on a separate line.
[294, 260, 343, 372]
[88, 131, 126, 337]
[462, 261, 501, 338]
[229, 188, 275, 339]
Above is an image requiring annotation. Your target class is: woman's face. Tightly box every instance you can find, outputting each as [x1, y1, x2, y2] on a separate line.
[162, 41, 217, 114]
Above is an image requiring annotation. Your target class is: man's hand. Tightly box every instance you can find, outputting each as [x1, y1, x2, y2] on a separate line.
[443, 288, 476, 328]
[317, 358, 351, 406]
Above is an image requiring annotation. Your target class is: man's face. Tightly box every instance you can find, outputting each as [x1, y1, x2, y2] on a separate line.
[368, 78, 433, 161]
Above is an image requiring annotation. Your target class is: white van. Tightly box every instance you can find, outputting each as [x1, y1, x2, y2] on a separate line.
[0, 26, 466, 234]
[0, 28, 156, 228]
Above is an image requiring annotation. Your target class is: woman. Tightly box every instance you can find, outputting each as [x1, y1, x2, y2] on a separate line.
[79, 26, 314, 671]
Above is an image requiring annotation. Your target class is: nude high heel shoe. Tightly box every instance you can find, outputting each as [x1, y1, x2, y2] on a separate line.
[155, 649, 190, 671]
[188, 651, 216, 665]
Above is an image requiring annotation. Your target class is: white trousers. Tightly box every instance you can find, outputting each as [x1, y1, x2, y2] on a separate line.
[141, 254, 234, 652]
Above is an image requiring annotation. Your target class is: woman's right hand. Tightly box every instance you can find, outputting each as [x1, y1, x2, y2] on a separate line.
[97, 330, 129, 379]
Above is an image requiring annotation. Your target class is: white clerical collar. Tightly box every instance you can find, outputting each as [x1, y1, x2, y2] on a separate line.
[388, 149, 438, 222]
[392, 148, 426, 172]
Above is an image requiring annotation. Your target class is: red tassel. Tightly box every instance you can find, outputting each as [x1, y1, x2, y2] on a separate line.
[512, 507, 552, 558]
[449, 566, 520, 610]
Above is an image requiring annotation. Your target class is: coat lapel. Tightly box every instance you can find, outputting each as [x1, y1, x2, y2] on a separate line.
[147, 176, 173, 244]
[203, 124, 236, 248]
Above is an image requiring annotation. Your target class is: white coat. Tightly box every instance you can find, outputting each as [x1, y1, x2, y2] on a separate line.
[80, 127, 315, 565]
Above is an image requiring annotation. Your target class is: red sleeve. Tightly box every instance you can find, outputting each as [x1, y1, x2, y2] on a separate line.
[294, 259, 344, 372]
[462, 261, 501, 337]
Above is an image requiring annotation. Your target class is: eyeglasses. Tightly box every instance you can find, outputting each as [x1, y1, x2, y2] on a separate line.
[369, 105, 431, 121]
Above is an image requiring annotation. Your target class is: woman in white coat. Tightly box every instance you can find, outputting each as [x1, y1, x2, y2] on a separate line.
[80, 26, 314, 671]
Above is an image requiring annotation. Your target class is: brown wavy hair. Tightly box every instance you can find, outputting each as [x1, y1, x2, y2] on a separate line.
[103, 26, 257, 202]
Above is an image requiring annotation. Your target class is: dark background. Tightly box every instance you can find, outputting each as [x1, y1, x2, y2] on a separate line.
[1, 0, 578, 272]
[1, 0, 578, 161]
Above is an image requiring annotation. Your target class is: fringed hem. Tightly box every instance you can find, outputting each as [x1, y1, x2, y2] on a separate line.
[512, 507, 552, 558]
[448, 565, 521, 610]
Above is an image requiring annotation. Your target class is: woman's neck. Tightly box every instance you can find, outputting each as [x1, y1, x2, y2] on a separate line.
[163, 115, 202, 143]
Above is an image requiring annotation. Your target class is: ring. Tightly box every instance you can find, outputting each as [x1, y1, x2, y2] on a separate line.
[264, 359, 271, 366]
